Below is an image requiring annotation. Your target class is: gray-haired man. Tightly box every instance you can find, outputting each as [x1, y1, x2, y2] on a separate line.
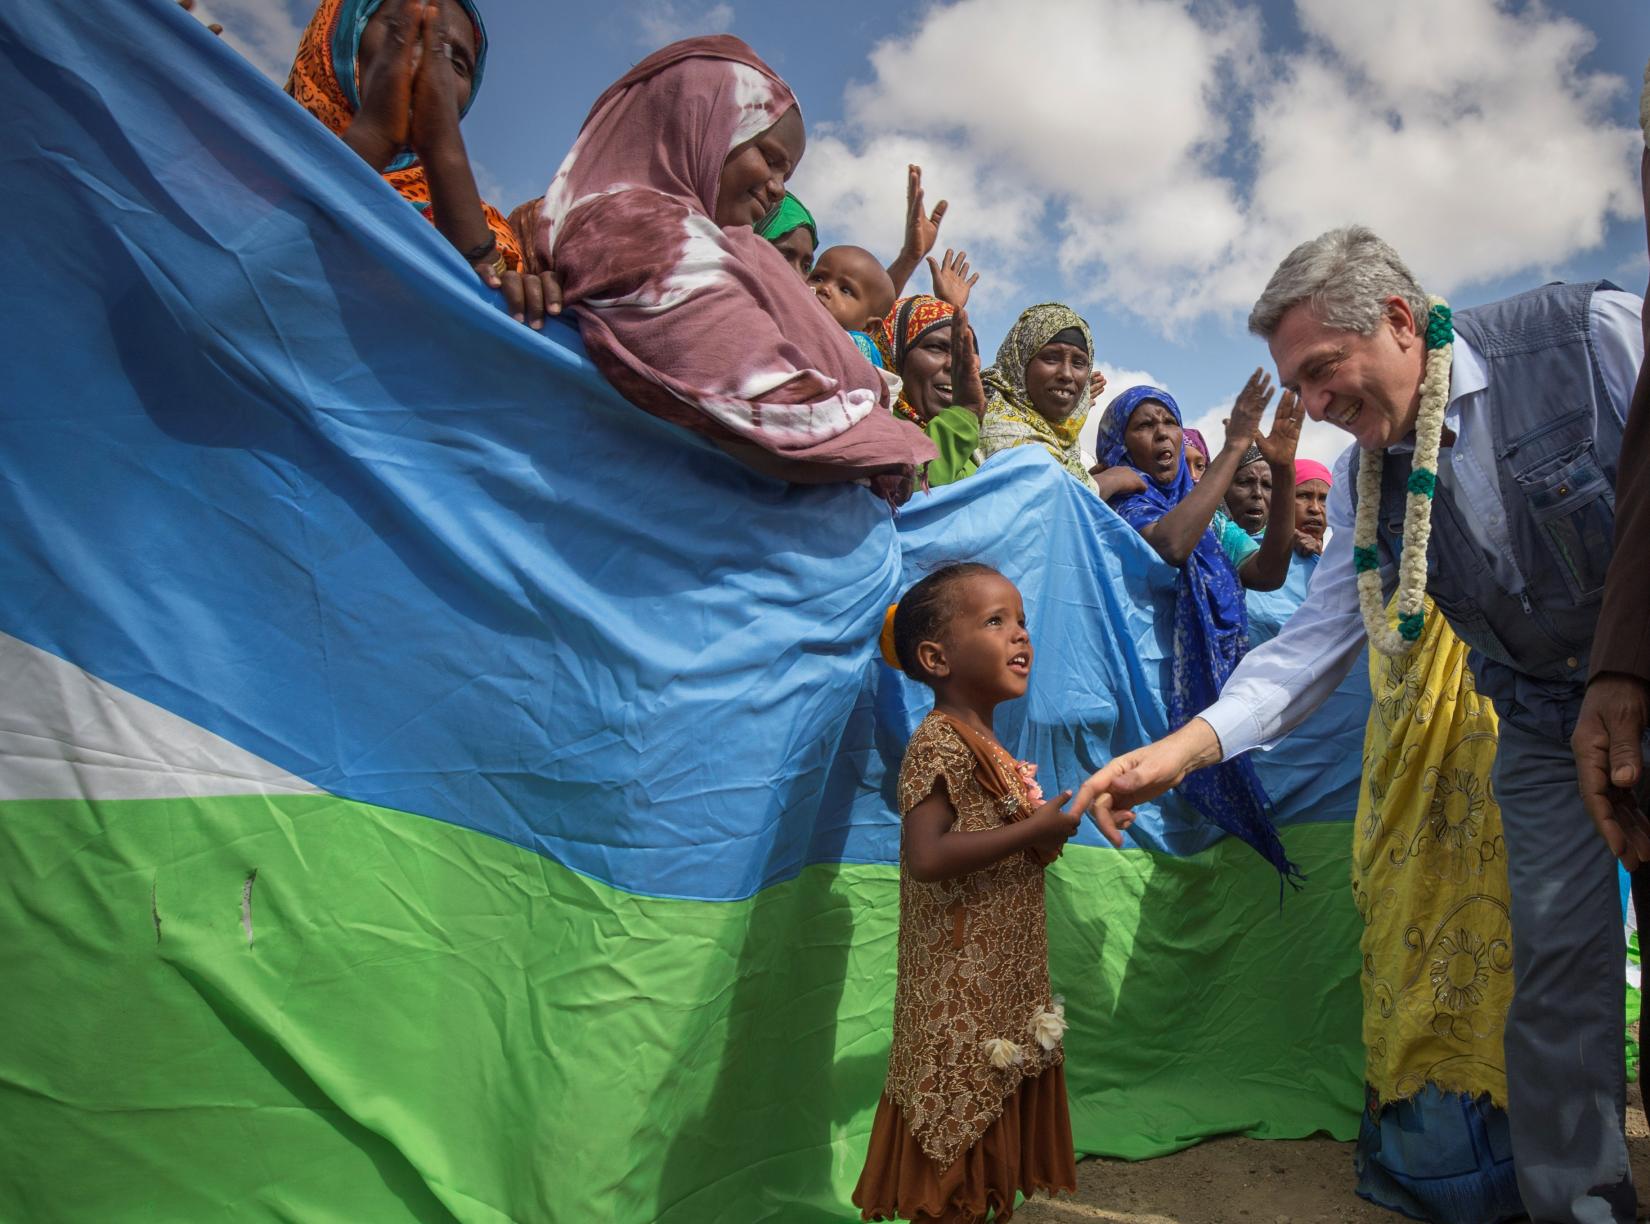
[1083, 225, 1644, 1222]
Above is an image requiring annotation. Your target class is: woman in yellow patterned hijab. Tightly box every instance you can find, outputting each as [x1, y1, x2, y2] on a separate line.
[979, 303, 1098, 491]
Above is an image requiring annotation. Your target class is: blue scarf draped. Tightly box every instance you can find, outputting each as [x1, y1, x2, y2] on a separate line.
[1098, 386, 1298, 884]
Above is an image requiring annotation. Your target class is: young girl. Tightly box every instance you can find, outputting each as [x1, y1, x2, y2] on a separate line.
[854, 563, 1129, 1223]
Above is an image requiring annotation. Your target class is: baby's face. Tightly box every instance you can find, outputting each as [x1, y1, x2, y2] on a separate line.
[807, 246, 894, 331]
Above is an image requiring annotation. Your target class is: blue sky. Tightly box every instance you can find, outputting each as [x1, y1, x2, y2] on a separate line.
[205, 0, 1648, 465]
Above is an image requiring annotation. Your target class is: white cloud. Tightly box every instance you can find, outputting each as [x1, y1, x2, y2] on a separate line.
[1613, 247, 1650, 291]
[635, 1, 735, 48]
[811, 0, 1638, 332]
[184, 0, 305, 83]
[1230, 0, 1640, 319]
[789, 131, 1044, 310]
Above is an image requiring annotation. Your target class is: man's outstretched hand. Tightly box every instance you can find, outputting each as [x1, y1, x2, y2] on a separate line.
[1070, 719, 1225, 835]
[1573, 673, 1650, 868]
[1063, 779, 1134, 848]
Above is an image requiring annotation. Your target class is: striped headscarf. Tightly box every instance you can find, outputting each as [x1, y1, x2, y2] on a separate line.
[979, 303, 1097, 490]
[285, 0, 522, 269]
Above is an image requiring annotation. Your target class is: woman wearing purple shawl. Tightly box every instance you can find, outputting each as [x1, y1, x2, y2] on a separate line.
[1096, 377, 1303, 879]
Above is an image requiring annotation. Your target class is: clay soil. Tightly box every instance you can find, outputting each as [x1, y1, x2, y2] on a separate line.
[1015, 1084, 1650, 1224]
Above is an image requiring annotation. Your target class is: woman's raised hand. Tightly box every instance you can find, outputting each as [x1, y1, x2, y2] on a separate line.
[408, 0, 463, 161]
[349, 0, 423, 168]
[1223, 367, 1276, 453]
[1088, 368, 1107, 402]
[900, 165, 947, 267]
[928, 248, 978, 309]
[950, 307, 987, 419]
[1254, 388, 1303, 469]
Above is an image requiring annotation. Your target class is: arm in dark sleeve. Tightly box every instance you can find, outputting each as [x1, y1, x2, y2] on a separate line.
[1593, 360, 1650, 682]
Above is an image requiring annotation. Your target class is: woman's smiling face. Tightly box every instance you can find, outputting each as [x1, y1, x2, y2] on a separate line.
[714, 105, 804, 229]
[901, 327, 957, 423]
[1024, 340, 1089, 422]
[1123, 400, 1183, 485]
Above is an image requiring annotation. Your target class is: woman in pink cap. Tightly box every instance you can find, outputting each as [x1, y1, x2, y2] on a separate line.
[1244, 457, 1335, 645]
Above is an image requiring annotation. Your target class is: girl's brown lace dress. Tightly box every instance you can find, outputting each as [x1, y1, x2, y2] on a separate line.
[853, 712, 1076, 1222]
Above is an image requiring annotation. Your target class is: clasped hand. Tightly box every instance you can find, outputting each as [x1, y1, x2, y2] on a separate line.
[1032, 777, 1135, 860]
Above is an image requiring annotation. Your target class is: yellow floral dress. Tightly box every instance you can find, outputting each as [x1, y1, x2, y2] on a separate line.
[1353, 596, 1512, 1106]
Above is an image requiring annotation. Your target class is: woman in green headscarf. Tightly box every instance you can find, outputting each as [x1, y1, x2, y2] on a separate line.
[758, 191, 818, 277]
[979, 303, 1098, 491]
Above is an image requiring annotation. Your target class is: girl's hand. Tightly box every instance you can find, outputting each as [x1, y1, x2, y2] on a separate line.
[950, 307, 987, 419]
[1067, 774, 1139, 848]
[927, 248, 978, 308]
[1026, 789, 1080, 862]
[1096, 467, 1147, 501]
[1223, 367, 1276, 454]
[350, 0, 422, 166]
[900, 165, 947, 266]
[1254, 388, 1303, 470]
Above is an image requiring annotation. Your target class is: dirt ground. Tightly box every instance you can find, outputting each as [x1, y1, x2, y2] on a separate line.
[1015, 1084, 1650, 1224]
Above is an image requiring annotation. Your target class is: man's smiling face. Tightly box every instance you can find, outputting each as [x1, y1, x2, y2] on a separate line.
[1270, 296, 1426, 451]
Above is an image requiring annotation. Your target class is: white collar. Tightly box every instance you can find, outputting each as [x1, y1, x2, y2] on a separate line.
[1388, 333, 1485, 454]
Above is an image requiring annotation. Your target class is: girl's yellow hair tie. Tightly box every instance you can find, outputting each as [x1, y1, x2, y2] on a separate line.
[879, 604, 901, 670]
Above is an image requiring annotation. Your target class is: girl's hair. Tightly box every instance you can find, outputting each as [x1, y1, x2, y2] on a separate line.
[891, 562, 1001, 682]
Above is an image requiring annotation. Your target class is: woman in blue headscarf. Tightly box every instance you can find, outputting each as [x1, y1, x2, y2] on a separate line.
[287, 0, 560, 327]
[1095, 375, 1303, 879]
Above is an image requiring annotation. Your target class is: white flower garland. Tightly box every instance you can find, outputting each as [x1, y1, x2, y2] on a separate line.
[1352, 295, 1452, 657]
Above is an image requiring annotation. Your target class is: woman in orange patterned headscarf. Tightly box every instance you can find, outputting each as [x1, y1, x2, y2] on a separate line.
[286, 0, 559, 327]
[877, 294, 985, 487]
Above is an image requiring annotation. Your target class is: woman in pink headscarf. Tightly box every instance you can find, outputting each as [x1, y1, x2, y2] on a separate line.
[534, 37, 934, 496]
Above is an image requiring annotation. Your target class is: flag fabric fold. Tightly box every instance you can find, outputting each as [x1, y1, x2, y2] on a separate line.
[0, 3, 1373, 1219]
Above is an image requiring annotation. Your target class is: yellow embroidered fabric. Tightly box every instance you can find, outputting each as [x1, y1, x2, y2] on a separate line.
[1353, 595, 1512, 1106]
[887, 713, 1062, 1167]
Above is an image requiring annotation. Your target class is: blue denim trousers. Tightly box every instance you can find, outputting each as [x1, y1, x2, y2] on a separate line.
[1494, 716, 1634, 1223]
